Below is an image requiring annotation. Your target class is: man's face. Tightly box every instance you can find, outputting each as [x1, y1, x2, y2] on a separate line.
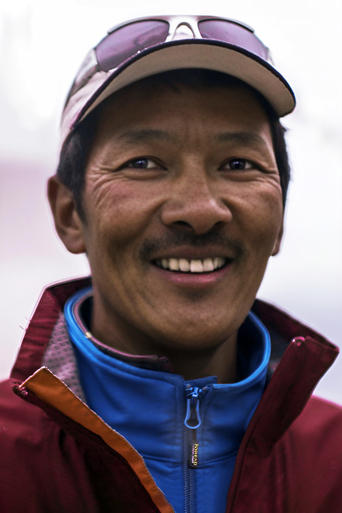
[67, 79, 283, 354]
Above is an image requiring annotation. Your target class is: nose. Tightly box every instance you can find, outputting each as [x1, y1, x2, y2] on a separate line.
[160, 173, 232, 235]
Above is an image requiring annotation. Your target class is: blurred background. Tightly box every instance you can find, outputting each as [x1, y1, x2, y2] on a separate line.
[1, 0, 341, 402]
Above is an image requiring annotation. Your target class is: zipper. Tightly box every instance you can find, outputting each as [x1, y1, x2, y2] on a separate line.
[184, 386, 204, 468]
[183, 385, 207, 513]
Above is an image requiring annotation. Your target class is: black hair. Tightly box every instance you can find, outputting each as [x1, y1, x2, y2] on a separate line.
[56, 69, 291, 217]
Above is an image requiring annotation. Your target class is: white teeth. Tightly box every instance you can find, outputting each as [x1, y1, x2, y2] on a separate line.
[156, 257, 227, 273]
[215, 257, 225, 268]
[203, 258, 215, 272]
[190, 259, 203, 273]
[179, 258, 190, 272]
[169, 258, 179, 271]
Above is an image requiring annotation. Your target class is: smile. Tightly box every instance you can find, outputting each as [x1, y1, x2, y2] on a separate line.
[154, 257, 228, 274]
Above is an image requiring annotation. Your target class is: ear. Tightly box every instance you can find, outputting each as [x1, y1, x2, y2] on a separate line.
[271, 221, 284, 256]
[47, 176, 86, 254]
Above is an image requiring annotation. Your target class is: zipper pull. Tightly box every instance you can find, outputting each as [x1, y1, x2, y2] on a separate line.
[184, 386, 202, 429]
[184, 386, 204, 468]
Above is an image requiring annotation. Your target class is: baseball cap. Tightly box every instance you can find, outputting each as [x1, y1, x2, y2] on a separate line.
[60, 15, 296, 150]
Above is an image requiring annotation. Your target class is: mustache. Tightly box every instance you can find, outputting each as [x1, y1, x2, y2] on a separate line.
[139, 230, 245, 260]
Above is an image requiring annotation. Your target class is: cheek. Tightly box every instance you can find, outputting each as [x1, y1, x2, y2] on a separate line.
[84, 181, 161, 256]
[233, 185, 283, 253]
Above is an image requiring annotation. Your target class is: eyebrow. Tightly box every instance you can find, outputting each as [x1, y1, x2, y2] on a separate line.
[215, 131, 269, 148]
[116, 129, 268, 148]
[117, 129, 178, 144]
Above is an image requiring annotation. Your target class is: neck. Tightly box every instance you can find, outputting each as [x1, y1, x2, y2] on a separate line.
[159, 338, 238, 383]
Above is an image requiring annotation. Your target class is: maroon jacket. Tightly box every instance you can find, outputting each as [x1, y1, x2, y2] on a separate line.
[0, 277, 342, 513]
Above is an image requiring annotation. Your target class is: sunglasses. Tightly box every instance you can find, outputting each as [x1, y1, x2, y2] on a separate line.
[95, 15, 271, 72]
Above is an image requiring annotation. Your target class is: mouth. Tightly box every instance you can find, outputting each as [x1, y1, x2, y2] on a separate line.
[153, 257, 230, 274]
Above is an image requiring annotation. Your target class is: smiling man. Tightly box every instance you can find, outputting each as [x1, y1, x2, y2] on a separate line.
[1, 14, 342, 513]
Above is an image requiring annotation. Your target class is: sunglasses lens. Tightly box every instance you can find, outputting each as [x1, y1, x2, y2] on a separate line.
[198, 20, 268, 61]
[96, 20, 169, 72]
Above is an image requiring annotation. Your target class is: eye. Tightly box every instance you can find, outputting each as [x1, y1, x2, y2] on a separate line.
[222, 158, 254, 171]
[123, 157, 160, 169]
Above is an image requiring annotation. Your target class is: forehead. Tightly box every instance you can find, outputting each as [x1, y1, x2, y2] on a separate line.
[93, 70, 274, 144]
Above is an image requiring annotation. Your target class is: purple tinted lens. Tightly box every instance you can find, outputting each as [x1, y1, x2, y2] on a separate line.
[96, 20, 169, 72]
[198, 20, 268, 61]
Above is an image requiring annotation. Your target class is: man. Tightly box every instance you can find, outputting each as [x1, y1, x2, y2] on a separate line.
[0, 15, 341, 513]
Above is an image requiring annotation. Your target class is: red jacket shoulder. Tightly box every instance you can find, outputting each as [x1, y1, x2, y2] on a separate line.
[290, 394, 342, 438]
